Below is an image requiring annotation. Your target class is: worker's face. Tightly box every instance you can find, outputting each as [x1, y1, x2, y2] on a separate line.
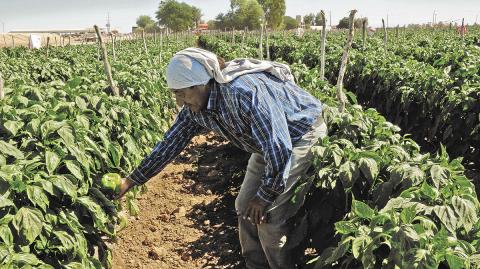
[173, 84, 210, 113]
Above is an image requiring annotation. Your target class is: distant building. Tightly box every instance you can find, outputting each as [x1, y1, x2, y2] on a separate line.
[296, 15, 303, 25]
[310, 25, 332, 31]
[197, 23, 208, 31]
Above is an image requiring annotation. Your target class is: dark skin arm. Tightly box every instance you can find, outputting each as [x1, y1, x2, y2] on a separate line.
[114, 178, 137, 200]
[243, 196, 270, 224]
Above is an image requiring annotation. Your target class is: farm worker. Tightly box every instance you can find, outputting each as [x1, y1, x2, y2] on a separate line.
[116, 47, 327, 269]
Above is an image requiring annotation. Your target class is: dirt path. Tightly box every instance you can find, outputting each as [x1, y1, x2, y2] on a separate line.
[112, 133, 250, 269]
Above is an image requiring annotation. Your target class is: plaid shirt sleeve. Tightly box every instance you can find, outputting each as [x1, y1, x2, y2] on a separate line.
[237, 86, 293, 204]
[127, 107, 201, 185]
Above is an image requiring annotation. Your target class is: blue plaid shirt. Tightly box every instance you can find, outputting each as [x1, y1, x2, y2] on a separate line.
[127, 72, 322, 203]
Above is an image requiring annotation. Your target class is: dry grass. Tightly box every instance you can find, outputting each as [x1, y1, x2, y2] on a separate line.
[0, 33, 72, 48]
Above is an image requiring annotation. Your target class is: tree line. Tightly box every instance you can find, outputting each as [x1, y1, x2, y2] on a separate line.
[135, 0, 368, 32]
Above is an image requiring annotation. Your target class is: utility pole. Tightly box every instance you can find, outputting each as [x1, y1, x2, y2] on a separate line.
[329, 11, 332, 27]
[433, 10, 437, 26]
[106, 12, 111, 34]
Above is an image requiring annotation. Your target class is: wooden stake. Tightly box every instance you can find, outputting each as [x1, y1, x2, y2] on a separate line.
[11, 36, 14, 48]
[232, 27, 235, 44]
[142, 30, 148, 55]
[396, 24, 399, 38]
[242, 27, 246, 50]
[154, 30, 157, 43]
[259, 22, 264, 60]
[461, 18, 465, 42]
[320, 10, 327, 81]
[94, 25, 119, 96]
[266, 25, 270, 60]
[362, 19, 367, 48]
[336, 10, 357, 113]
[111, 33, 116, 61]
[46, 37, 50, 57]
[68, 35, 71, 46]
[3, 35, 6, 47]
[382, 18, 388, 53]
[160, 30, 163, 64]
[0, 71, 4, 100]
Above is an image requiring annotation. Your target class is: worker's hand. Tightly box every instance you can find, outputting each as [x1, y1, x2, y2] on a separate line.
[114, 178, 136, 200]
[243, 196, 270, 225]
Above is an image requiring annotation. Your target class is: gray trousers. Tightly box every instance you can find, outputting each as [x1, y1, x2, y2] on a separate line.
[235, 116, 328, 269]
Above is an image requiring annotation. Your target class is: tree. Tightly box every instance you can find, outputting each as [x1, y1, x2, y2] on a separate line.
[237, 0, 264, 30]
[257, 0, 286, 29]
[303, 13, 315, 27]
[283, 16, 298, 30]
[314, 12, 326, 26]
[214, 0, 264, 30]
[338, 16, 367, 29]
[137, 15, 155, 28]
[207, 20, 217, 30]
[156, 0, 202, 32]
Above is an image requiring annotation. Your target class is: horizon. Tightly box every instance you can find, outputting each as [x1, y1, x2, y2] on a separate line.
[0, 0, 479, 33]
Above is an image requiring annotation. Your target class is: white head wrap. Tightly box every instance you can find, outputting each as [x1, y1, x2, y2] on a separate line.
[165, 47, 295, 90]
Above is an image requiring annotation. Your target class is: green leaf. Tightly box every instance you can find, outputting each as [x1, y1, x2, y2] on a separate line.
[451, 196, 477, 232]
[0, 141, 24, 159]
[338, 161, 359, 188]
[127, 196, 140, 216]
[58, 126, 75, 147]
[0, 224, 13, 245]
[0, 196, 15, 210]
[334, 221, 357, 234]
[433, 205, 458, 234]
[400, 206, 417, 224]
[3, 120, 24, 136]
[446, 251, 466, 269]
[45, 150, 61, 175]
[26, 185, 49, 212]
[40, 120, 66, 138]
[51, 229, 76, 254]
[352, 236, 370, 259]
[75, 96, 88, 110]
[430, 164, 448, 188]
[359, 157, 379, 182]
[77, 196, 110, 234]
[352, 200, 374, 220]
[12, 206, 44, 245]
[50, 175, 77, 199]
[108, 143, 123, 168]
[65, 160, 84, 181]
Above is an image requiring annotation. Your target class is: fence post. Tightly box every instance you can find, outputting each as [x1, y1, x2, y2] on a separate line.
[461, 18, 465, 42]
[382, 18, 388, 53]
[336, 10, 357, 113]
[94, 25, 119, 96]
[111, 33, 116, 61]
[142, 30, 148, 55]
[320, 10, 327, 81]
[259, 22, 264, 60]
[0, 71, 4, 100]
[46, 37, 50, 57]
[362, 19, 367, 48]
[11, 36, 15, 48]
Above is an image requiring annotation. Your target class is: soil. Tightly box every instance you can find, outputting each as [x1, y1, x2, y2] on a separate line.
[111, 131, 324, 269]
[111, 133, 251, 269]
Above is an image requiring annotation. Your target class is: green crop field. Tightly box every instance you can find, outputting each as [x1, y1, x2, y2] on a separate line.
[1, 20, 480, 269]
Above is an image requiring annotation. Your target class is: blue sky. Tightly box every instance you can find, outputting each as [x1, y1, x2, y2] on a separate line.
[0, 0, 479, 33]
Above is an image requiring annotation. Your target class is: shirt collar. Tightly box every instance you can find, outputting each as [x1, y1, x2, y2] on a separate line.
[206, 81, 220, 111]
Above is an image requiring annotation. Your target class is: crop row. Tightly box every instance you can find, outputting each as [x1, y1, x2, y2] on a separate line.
[0, 38, 192, 268]
[217, 30, 480, 170]
[199, 34, 480, 268]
